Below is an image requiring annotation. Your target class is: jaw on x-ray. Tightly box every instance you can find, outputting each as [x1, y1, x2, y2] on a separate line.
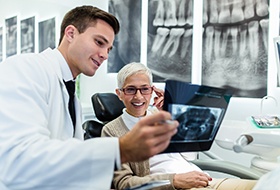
[172, 106, 219, 142]
[162, 80, 232, 153]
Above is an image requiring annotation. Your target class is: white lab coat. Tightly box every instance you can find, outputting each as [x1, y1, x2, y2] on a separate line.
[0, 48, 119, 190]
[253, 166, 280, 190]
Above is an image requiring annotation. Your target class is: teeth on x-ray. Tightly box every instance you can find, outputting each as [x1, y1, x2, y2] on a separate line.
[180, 29, 193, 59]
[256, 0, 269, 17]
[161, 28, 184, 57]
[244, 0, 255, 19]
[178, 0, 187, 26]
[149, 0, 268, 97]
[230, 27, 238, 53]
[178, 0, 193, 26]
[208, 0, 218, 23]
[152, 0, 193, 57]
[231, 1, 244, 23]
[205, 26, 214, 62]
[151, 0, 268, 61]
[218, 0, 231, 23]
[248, 20, 259, 60]
[151, 27, 170, 53]
[259, 19, 268, 50]
[164, 0, 177, 27]
[153, 0, 164, 26]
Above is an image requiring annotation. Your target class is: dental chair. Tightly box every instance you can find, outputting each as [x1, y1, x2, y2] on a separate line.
[214, 96, 280, 177]
[83, 92, 125, 139]
[83, 92, 263, 180]
[215, 118, 280, 175]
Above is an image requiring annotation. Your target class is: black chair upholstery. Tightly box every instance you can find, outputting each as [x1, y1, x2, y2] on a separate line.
[83, 93, 125, 139]
[83, 120, 104, 139]
[91, 93, 125, 123]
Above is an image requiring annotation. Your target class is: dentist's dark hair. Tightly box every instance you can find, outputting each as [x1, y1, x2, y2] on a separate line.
[59, 5, 120, 45]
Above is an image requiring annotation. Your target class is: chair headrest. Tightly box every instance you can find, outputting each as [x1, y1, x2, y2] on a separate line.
[91, 93, 125, 122]
[83, 120, 104, 139]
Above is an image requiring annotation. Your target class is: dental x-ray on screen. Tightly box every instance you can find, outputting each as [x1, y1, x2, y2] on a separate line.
[162, 80, 232, 153]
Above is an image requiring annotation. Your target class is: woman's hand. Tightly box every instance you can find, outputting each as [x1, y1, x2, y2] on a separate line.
[173, 171, 212, 189]
[152, 86, 164, 110]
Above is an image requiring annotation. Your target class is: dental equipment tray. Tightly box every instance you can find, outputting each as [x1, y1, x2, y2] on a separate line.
[162, 80, 232, 153]
[251, 115, 280, 128]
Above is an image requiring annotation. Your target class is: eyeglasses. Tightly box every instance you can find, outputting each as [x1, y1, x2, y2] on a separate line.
[120, 86, 153, 95]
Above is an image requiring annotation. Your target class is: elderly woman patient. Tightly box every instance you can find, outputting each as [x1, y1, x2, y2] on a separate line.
[101, 62, 257, 190]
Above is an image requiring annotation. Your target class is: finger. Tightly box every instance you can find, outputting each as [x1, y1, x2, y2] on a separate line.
[198, 175, 211, 187]
[197, 181, 208, 188]
[138, 111, 172, 126]
[153, 96, 164, 107]
[156, 97, 164, 108]
[201, 173, 211, 180]
[159, 101, 164, 108]
[198, 173, 211, 180]
[153, 86, 164, 96]
[153, 96, 163, 103]
[149, 121, 178, 137]
[147, 131, 175, 154]
[152, 138, 171, 153]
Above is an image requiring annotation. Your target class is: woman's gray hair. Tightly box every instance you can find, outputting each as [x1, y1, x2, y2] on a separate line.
[117, 62, 153, 89]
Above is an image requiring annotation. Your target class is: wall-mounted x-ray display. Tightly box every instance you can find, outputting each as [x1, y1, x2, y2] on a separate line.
[279, 0, 280, 35]
[201, 0, 269, 98]
[107, 0, 141, 73]
[162, 79, 232, 152]
[273, 36, 280, 87]
[21, 16, 35, 53]
[106, 0, 272, 98]
[39, 17, 56, 53]
[5, 16, 17, 58]
[147, 0, 193, 82]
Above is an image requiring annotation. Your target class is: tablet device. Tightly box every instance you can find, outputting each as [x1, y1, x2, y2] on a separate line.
[162, 79, 232, 153]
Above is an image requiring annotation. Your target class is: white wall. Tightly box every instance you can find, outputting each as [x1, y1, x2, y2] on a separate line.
[0, 0, 279, 170]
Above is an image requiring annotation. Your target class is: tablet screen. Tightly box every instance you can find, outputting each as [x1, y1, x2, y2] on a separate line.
[162, 80, 232, 153]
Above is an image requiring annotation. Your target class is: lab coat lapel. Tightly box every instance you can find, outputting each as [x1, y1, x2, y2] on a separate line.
[50, 61, 75, 137]
[44, 48, 81, 138]
[61, 78, 76, 137]
[73, 96, 84, 139]
[61, 78, 83, 138]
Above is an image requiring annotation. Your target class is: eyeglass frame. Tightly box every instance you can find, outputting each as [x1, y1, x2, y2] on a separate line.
[119, 86, 154, 95]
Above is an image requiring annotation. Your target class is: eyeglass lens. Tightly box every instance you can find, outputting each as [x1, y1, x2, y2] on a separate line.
[123, 87, 152, 95]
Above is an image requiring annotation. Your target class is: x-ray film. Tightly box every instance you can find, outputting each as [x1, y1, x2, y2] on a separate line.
[162, 80, 232, 153]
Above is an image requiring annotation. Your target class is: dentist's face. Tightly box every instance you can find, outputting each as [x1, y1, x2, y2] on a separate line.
[67, 19, 115, 78]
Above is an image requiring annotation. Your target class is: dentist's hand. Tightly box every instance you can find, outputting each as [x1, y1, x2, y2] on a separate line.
[119, 111, 178, 163]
